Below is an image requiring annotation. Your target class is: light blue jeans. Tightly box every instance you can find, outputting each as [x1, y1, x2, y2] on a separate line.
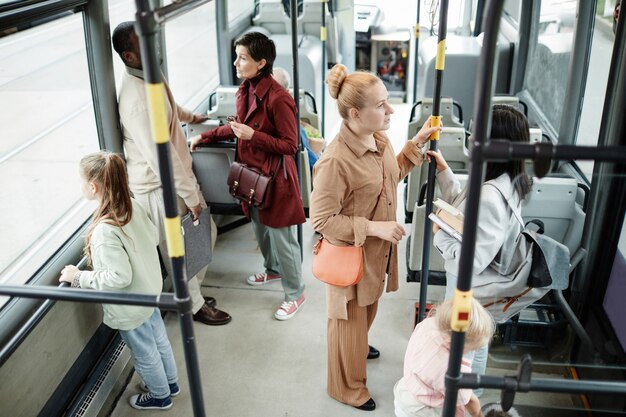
[445, 274, 487, 396]
[119, 308, 178, 399]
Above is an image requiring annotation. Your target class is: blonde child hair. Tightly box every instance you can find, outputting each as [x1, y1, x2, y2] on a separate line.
[432, 297, 495, 351]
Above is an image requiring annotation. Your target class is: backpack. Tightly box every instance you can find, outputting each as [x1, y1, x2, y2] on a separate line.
[472, 186, 570, 323]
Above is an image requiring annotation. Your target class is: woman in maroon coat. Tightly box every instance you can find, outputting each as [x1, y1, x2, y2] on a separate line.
[190, 32, 306, 320]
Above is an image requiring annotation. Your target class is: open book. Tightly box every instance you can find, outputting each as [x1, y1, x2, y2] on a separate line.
[430, 198, 464, 242]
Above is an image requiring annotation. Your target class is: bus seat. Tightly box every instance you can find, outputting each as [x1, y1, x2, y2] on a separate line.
[207, 86, 239, 122]
[502, 176, 587, 349]
[406, 175, 468, 284]
[205, 85, 318, 131]
[289, 89, 319, 130]
[529, 127, 543, 143]
[405, 127, 468, 222]
[406, 175, 586, 288]
[252, 1, 326, 37]
[251, 0, 289, 34]
[492, 95, 528, 116]
[522, 176, 585, 258]
[190, 143, 241, 215]
[408, 97, 464, 132]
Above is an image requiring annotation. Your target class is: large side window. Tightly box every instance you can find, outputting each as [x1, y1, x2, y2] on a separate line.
[229, 0, 255, 24]
[0, 12, 99, 292]
[109, 1, 219, 109]
[576, 2, 617, 178]
[164, 1, 219, 109]
[523, 0, 577, 135]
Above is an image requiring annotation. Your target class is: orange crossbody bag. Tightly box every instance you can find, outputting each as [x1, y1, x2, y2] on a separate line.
[312, 236, 363, 287]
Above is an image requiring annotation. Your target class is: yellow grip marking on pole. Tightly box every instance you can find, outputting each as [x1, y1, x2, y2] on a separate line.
[430, 115, 441, 141]
[320, 26, 327, 41]
[415, 25, 420, 38]
[164, 216, 184, 258]
[145, 83, 170, 144]
[435, 39, 446, 71]
[451, 288, 472, 332]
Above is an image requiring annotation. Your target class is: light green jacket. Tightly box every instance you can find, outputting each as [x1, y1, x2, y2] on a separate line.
[79, 200, 162, 330]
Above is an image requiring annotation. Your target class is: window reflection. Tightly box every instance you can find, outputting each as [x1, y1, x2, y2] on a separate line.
[524, 0, 576, 134]
[0, 12, 100, 288]
[165, 2, 219, 109]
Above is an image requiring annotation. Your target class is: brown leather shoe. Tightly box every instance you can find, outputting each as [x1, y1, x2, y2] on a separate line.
[193, 303, 231, 326]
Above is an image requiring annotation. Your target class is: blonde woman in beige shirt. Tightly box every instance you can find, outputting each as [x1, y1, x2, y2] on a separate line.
[310, 64, 440, 411]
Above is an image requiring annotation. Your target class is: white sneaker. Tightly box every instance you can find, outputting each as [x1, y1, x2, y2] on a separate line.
[274, 294, 306, 320]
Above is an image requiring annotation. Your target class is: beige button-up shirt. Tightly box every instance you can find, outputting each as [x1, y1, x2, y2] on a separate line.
[311, 122, 425, 319]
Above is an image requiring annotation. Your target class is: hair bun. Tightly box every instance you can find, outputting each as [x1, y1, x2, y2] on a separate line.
[326, 64, 348, 99]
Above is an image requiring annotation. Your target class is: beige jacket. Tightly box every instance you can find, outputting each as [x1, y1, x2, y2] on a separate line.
[311, 122, 424, 319]
[118, 67, 201, 208]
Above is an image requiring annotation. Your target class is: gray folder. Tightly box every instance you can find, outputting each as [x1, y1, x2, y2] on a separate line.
[181, 207, 212, 279]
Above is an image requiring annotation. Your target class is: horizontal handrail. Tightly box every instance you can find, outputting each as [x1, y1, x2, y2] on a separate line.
[154, 0, 213, 24]
[0, 285, 181, 310]
[0, 255, 88, 366]
[458, 373, 626, 395]
[479, 141, 626, 163]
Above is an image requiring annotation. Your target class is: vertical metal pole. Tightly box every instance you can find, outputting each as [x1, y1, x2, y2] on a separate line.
[417, 0, 448, 323]
[321, 0, 327, 135]
[441, 1, 503, 415]
[290, 0, 303, 259]
[133, 2, 205, 416]
[412, 0, 421, 103]
[215, 0, 231, 85]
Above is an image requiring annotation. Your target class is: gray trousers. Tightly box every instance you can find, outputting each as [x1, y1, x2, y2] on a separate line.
[249, 208, 305, 301]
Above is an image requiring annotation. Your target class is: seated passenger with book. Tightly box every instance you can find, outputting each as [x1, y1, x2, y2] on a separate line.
[426, 104, 532, 392]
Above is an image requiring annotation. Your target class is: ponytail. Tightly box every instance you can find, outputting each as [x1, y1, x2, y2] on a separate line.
[79, 151, 133, 264]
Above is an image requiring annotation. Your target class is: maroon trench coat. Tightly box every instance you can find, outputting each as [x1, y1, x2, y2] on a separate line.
[199, 75, 306, 228]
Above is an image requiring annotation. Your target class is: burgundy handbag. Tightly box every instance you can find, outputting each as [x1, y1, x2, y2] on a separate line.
[227, 157, 283, 209]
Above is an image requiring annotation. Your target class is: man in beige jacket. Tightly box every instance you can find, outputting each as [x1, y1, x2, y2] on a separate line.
[112, 21, 230, 325]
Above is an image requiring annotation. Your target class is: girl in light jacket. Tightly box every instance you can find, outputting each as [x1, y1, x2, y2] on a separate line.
[310, 64, 440, 411]
[60, 151, 179, 411]
[428, 104, 532, 391]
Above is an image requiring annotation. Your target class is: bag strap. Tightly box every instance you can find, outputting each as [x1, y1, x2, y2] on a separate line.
[484, 182, 525, 228]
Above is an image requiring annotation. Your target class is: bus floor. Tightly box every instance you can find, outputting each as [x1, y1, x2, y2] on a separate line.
[108, 218, 575, 417]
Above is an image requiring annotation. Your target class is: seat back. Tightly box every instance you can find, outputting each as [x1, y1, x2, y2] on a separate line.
[191, 144, 239, 213]
[522, 176, 585, 257]
[407, 97, 464, 138]
[407, 175, 468, 276]
[207, 86, 239, 122]
[405, 127, 468, 216]
[251, 1, 325, 37]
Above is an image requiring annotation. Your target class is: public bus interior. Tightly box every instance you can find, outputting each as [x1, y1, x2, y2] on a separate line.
[0, 0, 625, 416]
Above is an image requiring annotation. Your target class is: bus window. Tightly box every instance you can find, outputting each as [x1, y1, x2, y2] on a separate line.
[0, 12, 99, 295]
[524, 0, 577, 135]
[164, 1, 219, 109]
[229, 0, 255, 24]
[109, 1, 219, 110]
[576, 4, 616, 179]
